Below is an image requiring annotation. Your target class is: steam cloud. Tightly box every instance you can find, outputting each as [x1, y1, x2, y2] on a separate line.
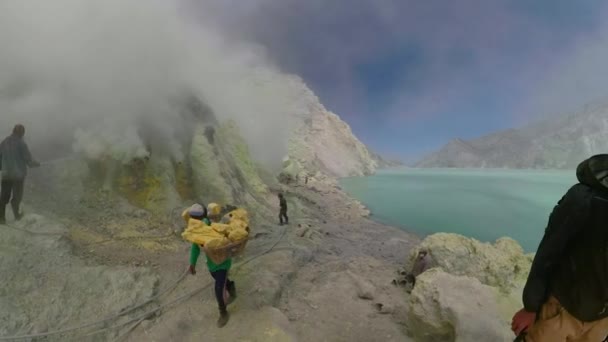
[0, 0, 305, 168]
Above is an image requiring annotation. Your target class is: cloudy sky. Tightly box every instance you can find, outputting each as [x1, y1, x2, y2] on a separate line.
[194, 0, 608, 161]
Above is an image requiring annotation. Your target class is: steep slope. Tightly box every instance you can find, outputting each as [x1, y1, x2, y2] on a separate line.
[417, 103, 608, 169]
[284, 78, 379, 178]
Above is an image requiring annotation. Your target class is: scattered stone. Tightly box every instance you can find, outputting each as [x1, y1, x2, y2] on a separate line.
[348, 271, 376, 300]
[374, 302, 394, 315]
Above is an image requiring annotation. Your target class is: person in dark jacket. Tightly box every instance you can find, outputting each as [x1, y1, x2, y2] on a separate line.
[278, 193, 288, 225]
[512, 154, 608, 342]
[0, 125, 40, 224]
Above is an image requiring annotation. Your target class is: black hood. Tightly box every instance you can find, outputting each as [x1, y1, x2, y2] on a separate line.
[576, 154, 608, 191]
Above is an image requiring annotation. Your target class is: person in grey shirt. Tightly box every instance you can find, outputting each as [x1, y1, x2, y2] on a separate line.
[0, 124, 40, 224]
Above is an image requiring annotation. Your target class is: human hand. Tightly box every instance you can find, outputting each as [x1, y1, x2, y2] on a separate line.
[188, 264, 196, 275]
[511, 308, 536, 336]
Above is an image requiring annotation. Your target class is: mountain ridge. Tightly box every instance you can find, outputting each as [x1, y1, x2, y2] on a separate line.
[417, 104, 608, 169]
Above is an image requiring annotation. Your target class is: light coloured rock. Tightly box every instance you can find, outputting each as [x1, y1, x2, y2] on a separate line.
[409, 233, 533, 292]
[347, 271, 377, 300]
[408, 268, 515, 342]
[288, 108, 379, 178]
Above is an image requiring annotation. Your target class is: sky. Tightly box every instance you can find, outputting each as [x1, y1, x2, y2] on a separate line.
[194, 0, 608, 162]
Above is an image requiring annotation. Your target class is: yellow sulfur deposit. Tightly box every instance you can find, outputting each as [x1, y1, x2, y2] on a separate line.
[230, 219, 249, 233]
[228, 228, 248, 242]
[204, 237, 231, 250]
[210, 223, 231, 235]
[228, 208, 249, 224]
[181, 218, 226, 246]
[181, 207, 250, 248]
[181, 209, 191, 223]
[208, 203, 221, 216]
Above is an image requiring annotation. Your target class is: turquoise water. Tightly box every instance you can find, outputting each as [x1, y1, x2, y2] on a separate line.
[340, 168, 577, 252]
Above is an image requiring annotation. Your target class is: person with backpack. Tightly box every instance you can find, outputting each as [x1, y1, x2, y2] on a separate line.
[185, 203, 236, 328]
[512, 154, 608, 341]
[0, 124, 40, 224]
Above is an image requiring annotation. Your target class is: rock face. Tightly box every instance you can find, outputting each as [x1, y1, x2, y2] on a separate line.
[286, 85, 379, 178]
[406, 233, 533, 342]
[417, 103, 608, 169]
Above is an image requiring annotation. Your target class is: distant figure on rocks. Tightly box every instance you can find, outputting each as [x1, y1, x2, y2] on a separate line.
[305, 175, 309, 185]
[278, 193, 288, 225]
[406, 249, 431, 290]
[186, 204, 236, 328]
[512, 154, 608, 342]
[0, 124, 40, 225]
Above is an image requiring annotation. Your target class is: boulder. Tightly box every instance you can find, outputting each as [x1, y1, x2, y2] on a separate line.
[409, 233, 533, 292]
[408, 269, 516, 342]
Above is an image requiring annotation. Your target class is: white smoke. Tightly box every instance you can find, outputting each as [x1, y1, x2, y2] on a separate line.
[0, 0, 304, 168]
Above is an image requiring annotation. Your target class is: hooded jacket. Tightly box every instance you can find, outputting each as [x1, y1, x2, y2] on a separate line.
[522, 154, 608, 321]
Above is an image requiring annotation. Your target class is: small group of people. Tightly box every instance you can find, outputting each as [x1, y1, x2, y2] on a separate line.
[0, 124, 40, 225]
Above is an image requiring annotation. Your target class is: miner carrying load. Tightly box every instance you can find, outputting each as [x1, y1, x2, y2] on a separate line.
[182, 203, 250, 328]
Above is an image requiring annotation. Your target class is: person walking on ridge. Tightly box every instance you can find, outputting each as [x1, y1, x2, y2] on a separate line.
[512, 154, 608, 342]
[278, 193, 288, 225]
[0, 124, 40, 225]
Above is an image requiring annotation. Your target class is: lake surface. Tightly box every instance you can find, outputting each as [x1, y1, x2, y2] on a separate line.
[340, 168, 576, 252]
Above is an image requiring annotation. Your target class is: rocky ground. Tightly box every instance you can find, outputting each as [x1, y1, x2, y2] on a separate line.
[0, 163, 536, 342]
[1, 171, 425, 342]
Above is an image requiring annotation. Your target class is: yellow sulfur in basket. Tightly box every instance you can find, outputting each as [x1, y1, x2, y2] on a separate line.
[228, 228, 248, 242]
[181, 218, 226, 246]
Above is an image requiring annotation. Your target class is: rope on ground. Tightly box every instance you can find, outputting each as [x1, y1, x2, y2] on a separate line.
[82, 231, 175, 247]
[0, 221, 289, 341]
[83, 223, 290, 340]
[3, 223, 65, 236]
[0, 269, 189, 341]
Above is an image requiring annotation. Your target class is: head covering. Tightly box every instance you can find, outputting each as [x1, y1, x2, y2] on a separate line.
[576, 154, 608, 191]
[12, 124, 25, 138]
[188, 203, 206, 217]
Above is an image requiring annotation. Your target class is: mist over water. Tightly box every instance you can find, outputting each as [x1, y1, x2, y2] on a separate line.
[341, 168, 576, 252]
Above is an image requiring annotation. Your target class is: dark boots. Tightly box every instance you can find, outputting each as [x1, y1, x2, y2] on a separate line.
[217, 281, 236, 327]
[217, 307, 230, 328]
[0, 203, 23, 224]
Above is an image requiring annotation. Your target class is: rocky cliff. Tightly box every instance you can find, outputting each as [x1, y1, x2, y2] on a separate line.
[285, 79, 380, 179]
[417, 103, 608, 169]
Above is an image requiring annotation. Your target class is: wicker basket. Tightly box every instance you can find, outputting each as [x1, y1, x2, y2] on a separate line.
[204, 239, 248, 265]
